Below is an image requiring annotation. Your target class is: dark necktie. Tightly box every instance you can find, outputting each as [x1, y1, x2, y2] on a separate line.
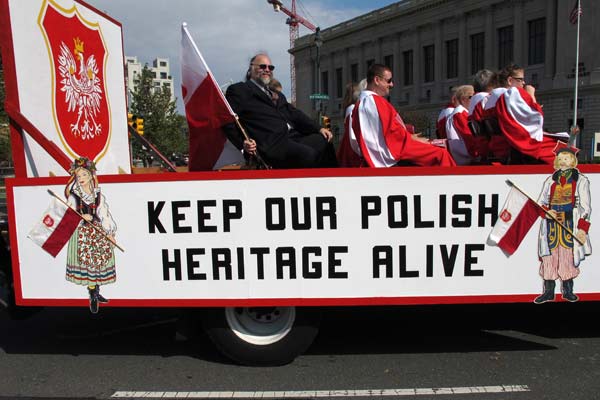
[265, 88, 277, 105]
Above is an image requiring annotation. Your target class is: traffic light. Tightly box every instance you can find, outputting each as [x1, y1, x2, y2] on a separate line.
[127, 113, 134, 127]
[321, 115, 331, 130]
[135, 117, 144, 135]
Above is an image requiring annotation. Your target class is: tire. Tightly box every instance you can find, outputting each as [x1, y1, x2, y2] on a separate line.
[202, 306, 321, 366]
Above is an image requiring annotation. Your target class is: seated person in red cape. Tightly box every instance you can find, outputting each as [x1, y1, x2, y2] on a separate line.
[337, 80, 366, 167]
[483, 64, 568, 165]
[445, 85, 488, 165]
[435, 87, 457, 139]
[468, 69, 511, 162]
[351, 64, 456, 167]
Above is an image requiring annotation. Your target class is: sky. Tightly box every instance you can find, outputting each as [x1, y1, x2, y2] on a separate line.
[84, 0, 401, 113]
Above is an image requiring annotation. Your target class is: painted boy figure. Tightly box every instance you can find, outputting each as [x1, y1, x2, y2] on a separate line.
[534, 143, 591, 304]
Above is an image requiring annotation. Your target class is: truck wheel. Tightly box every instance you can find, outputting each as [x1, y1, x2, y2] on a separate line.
[202, 306, 321, 366]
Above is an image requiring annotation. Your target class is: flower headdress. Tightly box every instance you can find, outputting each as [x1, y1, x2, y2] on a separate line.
[69, 157, 96, 175]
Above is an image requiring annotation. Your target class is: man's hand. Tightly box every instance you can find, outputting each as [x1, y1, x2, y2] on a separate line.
[576, 230, 587, 245]
[570, 125, 580, 136]
[319, 128, 333, 142]
[411, 133, 429, 143]
[243, 139, 257, 156]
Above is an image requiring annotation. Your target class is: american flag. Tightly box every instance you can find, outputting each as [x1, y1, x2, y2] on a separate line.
[570, 0, 582, 25]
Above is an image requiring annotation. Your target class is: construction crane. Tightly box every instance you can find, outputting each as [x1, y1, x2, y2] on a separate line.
[267, 0, 317, 104]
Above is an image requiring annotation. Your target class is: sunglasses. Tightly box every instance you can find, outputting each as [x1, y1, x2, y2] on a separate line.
[252, 63, 275, 71]
[377, 75, 393, 84]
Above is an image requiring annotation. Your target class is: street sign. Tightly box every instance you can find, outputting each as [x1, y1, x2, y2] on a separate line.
[310, 93, 329, 100]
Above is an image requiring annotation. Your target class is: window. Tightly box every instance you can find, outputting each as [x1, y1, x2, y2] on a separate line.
[160, 72, 167, 79]
[321, 71, 329, 95]
[423, 45, 435, 82]
[470, 33, 484, 74]
[403, 50, 413, 85]
[160, 61, 167, 67]
[350, 63, 358, 82]
[498, 25, 513, 68]
[336, 68, 343, 98]
[446, 39, 458, 79]
[528, 18, 546, 65]
[384, 54, 394, 72]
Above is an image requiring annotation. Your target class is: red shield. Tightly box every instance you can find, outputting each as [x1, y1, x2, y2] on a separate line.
[43, 215, 55, 228]
[40, 1, 111, 162]
[500, 209, 512, 223]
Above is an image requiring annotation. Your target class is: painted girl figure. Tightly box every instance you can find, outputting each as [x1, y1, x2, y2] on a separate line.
[65, 157, 117, 313]
[534, 143, 591, 304]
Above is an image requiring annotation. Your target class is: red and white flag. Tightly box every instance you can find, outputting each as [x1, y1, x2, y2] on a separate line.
[488, 187, 541, 255]
[181, 23, 243, 171]
[28, 198, 81, 257]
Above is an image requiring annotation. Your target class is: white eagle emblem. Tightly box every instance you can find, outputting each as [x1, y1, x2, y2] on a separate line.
[57, 37, 103, 140]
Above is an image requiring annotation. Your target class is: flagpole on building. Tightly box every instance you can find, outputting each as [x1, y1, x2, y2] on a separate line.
[570, 0, 581, 147]
[47, 190, 125, 252]
[505, 180, 584, 245]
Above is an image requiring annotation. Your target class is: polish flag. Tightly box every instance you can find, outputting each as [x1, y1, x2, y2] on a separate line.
[28, 198, 81, 257]
[181, 23, 243, 171]
[488, 187, 541, 255]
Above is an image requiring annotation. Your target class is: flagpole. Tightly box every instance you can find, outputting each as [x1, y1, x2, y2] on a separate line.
[47, 190, 125, 252]
[505, 180, 584, 245]
[182, 23, 270, 169]
[570, 0, 581, 146]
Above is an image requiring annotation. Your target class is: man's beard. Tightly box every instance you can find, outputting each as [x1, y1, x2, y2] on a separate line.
[258, 75, 271, 86]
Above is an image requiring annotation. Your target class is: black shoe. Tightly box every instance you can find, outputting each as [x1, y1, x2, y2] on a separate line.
[89, 295, 99, 314]
[534, 280, 556, 304]
[96, 293, 109, 304]
[562, 279, 579, 302]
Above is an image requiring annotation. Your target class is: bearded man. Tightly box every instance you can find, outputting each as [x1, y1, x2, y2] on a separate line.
[222, 53, 337, 169]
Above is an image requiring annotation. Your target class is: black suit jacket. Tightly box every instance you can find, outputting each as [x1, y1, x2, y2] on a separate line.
[222, 80, 321, 159]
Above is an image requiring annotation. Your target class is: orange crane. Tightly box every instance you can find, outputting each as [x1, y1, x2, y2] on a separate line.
[267, 0, 317, 104]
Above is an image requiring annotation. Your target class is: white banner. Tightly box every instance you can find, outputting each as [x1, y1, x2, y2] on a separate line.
[7, 167, 600, 306]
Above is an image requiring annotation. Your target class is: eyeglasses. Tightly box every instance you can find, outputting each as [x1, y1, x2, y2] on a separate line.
[511, 76, 525, 83]
[251, 63, 275, 71]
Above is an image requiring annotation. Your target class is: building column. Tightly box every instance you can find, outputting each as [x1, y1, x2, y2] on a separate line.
[544, 0, 557, 85]
[392, 31, 402, 104]
[513, 0, 524, 65]
[359, 42, 367, 79]
[343, 47, 350, 87]
[485, 6, 494, 69]
[458, 12, 467, 83]
[434, 21, 443, 99]
[413, 27, 421, 103]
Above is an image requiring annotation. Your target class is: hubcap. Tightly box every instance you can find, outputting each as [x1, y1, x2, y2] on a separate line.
[225, 306, 296, 345]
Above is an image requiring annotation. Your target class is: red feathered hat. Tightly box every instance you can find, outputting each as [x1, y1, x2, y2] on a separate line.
[553, 141, 580, 156]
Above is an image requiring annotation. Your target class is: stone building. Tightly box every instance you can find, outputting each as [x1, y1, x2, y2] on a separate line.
[291, 0, 600, 160]
[125, 56, 175, 108]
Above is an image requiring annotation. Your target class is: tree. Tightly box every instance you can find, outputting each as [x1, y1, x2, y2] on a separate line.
[129, 65, 187, 164]
[0, 52, 12, 165]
